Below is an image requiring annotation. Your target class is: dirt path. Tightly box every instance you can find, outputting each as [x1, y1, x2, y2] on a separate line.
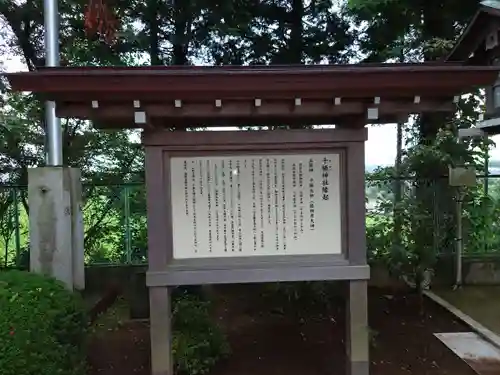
[88, 286, 476, 375]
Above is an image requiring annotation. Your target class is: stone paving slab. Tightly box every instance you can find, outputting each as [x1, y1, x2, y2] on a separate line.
[435, 332, 500, 375]
[433, 287, 500, 337]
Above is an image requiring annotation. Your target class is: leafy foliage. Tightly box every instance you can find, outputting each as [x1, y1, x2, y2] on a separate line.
[365, 120, 496, 284]
[173, 293, 230, 375]
[345, 0, 493, 287]
[0, 270, 87, 375]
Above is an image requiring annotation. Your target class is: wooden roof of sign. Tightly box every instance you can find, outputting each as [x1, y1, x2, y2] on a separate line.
[5, 63, 500, 129]
[446, 0, 500, 62]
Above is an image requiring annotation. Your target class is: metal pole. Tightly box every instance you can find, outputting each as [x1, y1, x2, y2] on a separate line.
[124, 186, 132, 264]
[13, 189, 21, 267]
[484, 142, 489, 196]
[484, 140, 489, 254]
[44, 0, 63, 166]
[455, 189, 463, 289]
[454, 131, 466, 290]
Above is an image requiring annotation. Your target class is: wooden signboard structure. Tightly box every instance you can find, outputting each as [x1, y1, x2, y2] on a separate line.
[6, 63, 500, 375]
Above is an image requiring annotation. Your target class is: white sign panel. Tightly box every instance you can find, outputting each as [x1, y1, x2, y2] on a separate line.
[170, 154, 342, 259]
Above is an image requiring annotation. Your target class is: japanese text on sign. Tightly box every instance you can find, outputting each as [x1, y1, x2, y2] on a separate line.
[172, 153, 342, 259]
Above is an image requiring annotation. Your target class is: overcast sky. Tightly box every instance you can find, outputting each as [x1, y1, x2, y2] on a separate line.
[4, 54, 499, 167]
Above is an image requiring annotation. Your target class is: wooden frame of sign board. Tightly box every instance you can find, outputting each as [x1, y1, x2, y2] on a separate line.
[144, 128, 369, 286]
[143, 127, 370, 375]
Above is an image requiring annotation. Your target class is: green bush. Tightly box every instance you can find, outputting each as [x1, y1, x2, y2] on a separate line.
[173, 292, 230, 375]
[0, 270, 88, 375]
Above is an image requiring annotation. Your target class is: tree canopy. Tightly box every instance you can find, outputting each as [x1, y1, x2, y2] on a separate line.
[0, 0, 497, 283]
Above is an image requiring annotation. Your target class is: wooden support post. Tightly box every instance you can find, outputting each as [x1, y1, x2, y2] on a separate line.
[150, 286, 173, 375]
[340, 118, 369, 375]
[145, 144, 174, 375]
[346, 280, 369, 375]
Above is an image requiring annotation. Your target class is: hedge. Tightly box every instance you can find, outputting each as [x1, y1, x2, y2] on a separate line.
[0, 270, 88, 375]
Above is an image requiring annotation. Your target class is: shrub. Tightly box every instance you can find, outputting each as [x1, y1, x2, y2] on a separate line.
[173, 292, 230, 375]
[0, 270, 88, 375]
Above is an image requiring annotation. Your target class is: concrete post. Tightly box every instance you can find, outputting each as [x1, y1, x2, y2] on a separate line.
[28, 167, 85, 290]
[69, 168, 85, 290]
[346, 280, 369, 375]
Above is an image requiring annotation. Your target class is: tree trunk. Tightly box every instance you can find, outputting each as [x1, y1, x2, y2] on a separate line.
[172, 0, 189, 65]
[411, 1, 457, 299]
[289, 0, 304, 63]
[148, 0, 161, 65]
[393, 121, 403, 258]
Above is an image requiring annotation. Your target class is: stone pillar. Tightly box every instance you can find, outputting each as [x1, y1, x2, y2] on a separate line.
[346, 280, 369, 375]
[28, 167, 85, 290]
[69, 168, 85, 290]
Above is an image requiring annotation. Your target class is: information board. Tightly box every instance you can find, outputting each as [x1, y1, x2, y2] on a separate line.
[170, 153, 342, 259]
